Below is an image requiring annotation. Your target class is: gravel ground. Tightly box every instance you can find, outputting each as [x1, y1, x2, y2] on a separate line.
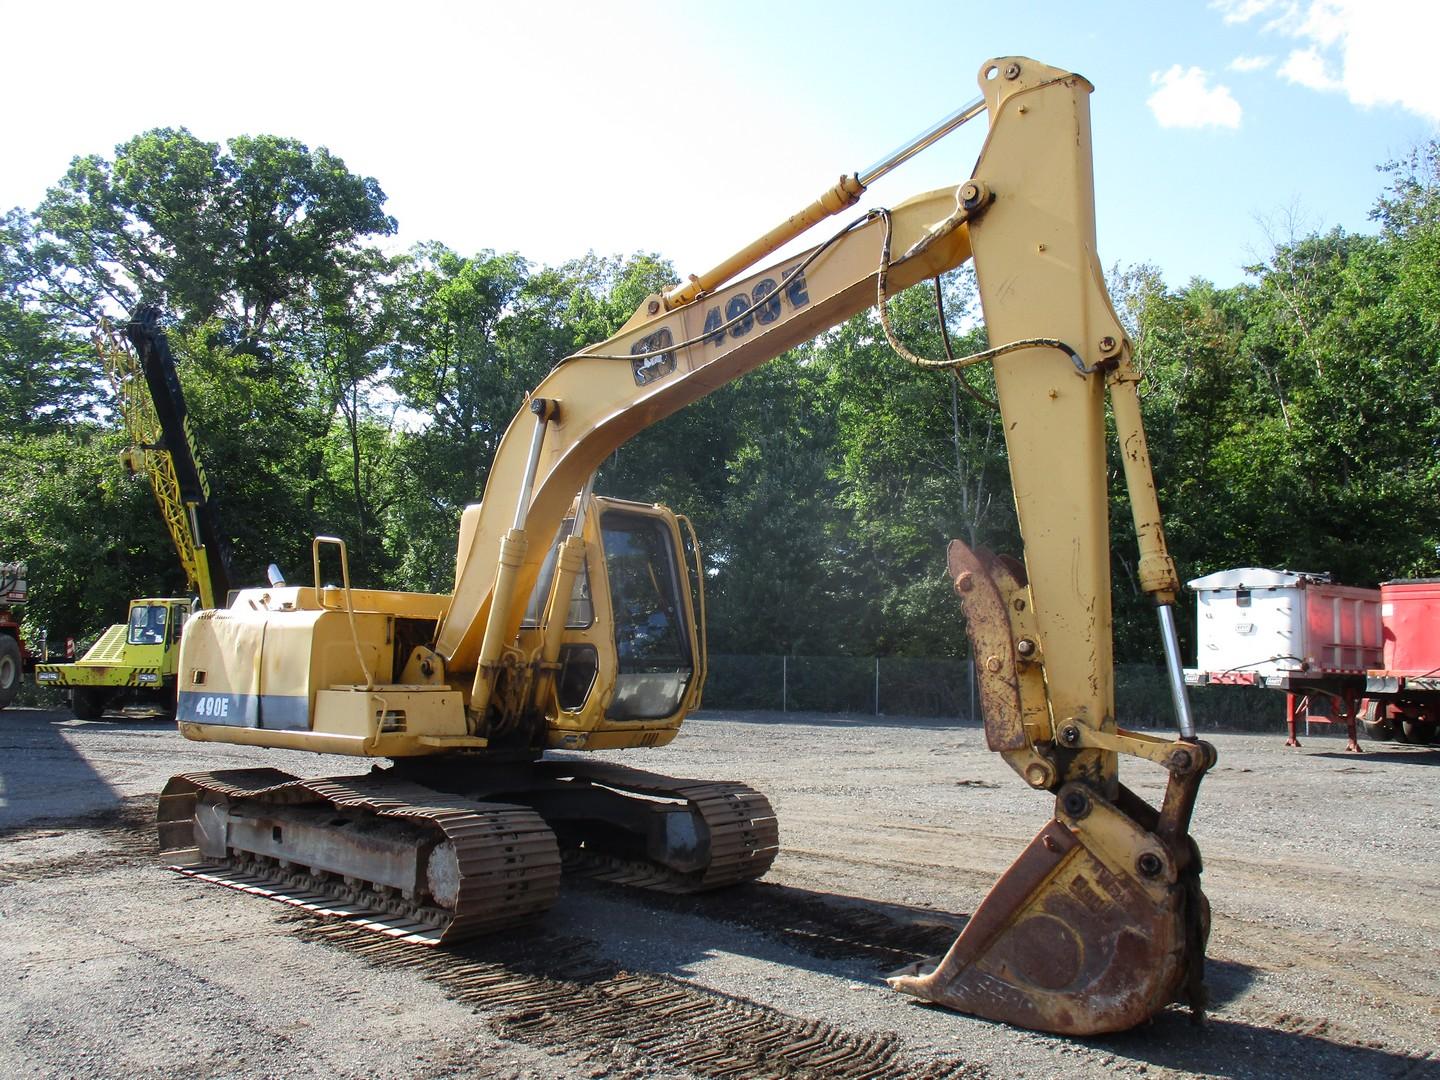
[1, 705, 1437, 1079]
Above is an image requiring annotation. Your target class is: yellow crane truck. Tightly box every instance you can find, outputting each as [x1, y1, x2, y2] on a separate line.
[36, 311, 231, 719]
[157, 57, 1214, 1036]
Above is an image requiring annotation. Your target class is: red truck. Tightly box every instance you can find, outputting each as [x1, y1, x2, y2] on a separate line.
[0, 562, 40, 710]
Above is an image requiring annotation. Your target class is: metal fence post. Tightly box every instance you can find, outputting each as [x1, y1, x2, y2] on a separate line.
[782, 654, 788, 713]
[874, 657, 880, 716]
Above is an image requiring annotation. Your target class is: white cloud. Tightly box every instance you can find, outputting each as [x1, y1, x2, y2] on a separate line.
[1214, 0, 1294, 25]
[1278, 46, 1340, 91]
[1212, 0, 1440, 123]
[1148, 66, 1244, 129]
[1229, 54, 1275, 72]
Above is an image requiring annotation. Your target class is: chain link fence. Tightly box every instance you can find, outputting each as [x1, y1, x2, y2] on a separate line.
[702, 654, 1276, 731]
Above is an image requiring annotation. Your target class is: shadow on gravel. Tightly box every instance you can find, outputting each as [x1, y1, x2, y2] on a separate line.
[0, 794, 159, 888]
[692, 709, 972, 732]
[1093, 1010, 1437, 1079]
[564, 875, 1259, 1010]
[0, 707, 171, 829]
[0, 708, 129, 830]
[1311, 749, 1440, 766]
[1202, 957, 1258, 1008]
[0, 793, 157, 837]
[567, 876, 973, 978]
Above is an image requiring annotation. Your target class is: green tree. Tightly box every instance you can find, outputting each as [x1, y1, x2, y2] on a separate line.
[0, 430, 179, 639]
[820, 273, 1014, 656]
[31, 129, 395, 340]
[0, 210, 103, 430]
[697, 348, 843, 656]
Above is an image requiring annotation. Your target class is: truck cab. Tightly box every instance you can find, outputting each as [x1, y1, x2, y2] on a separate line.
[35, 597, 192, 719]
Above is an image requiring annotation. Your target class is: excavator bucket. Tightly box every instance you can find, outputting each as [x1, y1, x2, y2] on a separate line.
[889, 539, 1211, 1034]
[888, 783, 1209, 1034]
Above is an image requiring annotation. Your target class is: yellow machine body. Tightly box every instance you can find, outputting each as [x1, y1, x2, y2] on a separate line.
[177, 498, 702, 755]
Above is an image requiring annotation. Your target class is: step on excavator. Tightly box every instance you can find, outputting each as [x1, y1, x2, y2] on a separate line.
[159, 57, 1215, 1036]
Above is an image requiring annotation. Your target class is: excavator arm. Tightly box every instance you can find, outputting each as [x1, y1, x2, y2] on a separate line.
[428, 57, 1213, 1032]
[437, 60, 1188, 732]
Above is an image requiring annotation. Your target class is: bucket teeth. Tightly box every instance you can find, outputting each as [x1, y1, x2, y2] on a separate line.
[888, 791, 1207, 1036]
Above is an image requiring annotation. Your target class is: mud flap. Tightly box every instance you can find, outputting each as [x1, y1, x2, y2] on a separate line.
[888, 784, 1208, 1035]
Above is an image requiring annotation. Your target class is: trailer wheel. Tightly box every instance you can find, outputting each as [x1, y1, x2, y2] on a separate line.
[1401, 720, 1437, 746]
[70, 688, 109, 722]
[0, 635, 20, 709]
[1362, 719, 1395, 742]
[1362, 700, 1396, 742]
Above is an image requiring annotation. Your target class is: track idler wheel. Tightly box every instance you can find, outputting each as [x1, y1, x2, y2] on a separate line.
[888, 780, 1209, 1035]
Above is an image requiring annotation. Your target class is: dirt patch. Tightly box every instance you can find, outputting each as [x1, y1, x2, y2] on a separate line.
[1, 707, 1437, 1078]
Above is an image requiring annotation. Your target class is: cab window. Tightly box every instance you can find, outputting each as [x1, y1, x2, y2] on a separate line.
[521, 518, 594, 629]
[602, 511, 693, 721]
[127, 604, 169, 645]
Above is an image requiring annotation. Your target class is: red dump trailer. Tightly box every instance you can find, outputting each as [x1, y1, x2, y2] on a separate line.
[1183, 568, 1382, 750]
[1363, 579, 1440, 745]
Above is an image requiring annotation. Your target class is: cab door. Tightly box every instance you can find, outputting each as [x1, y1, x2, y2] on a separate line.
[163, 603, 191, 674]
[598, 507, 695, 721]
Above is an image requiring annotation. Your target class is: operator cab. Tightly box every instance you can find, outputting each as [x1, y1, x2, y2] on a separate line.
[520, 495, 704, 748]
[126, 600, 190, 648]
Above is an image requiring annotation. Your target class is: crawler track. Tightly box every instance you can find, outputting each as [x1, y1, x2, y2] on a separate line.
[159, 769, 561, 942]
[156, 760, 778, 944]
[543, 759, 779, 892]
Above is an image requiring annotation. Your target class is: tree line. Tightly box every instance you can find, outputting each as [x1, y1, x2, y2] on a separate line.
[3, 128, 1438, 665]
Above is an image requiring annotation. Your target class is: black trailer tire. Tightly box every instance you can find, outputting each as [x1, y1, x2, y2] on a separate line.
[70, 688, 109, 721]
[1402, 720, 1437, 746]
[0, 635, 20, 709]
[1363, 719, 1395, 742]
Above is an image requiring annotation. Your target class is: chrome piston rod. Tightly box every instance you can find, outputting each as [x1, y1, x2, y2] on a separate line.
[858, 96, 986, 187]
[1157, 603, 1197, 739]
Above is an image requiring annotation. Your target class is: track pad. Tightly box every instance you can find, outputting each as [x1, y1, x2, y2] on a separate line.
[888, 792, 1202, 1035]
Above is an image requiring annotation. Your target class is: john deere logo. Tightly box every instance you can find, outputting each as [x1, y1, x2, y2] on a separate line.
[631, 327, 676, 386]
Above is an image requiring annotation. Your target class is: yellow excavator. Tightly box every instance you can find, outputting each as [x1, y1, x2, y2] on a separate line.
[159, 57, 1215, 1037]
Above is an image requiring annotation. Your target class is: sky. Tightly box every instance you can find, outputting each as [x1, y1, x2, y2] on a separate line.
[4, 0, 1438, 289]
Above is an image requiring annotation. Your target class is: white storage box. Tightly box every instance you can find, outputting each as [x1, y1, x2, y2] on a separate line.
[1188, 568, 1381, 677]
[0, 561, 24, 606]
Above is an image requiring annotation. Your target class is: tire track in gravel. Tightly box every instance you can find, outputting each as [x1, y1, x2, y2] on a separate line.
[564, 876, 967, 972]
[294, 919, 987, 1080]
